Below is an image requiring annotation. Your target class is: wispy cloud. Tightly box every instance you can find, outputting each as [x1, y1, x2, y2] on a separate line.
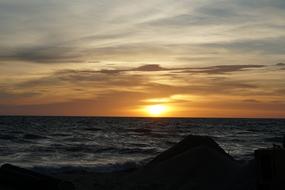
[1, 63, 279, 104]
[0, 0, 284, 117]
[276, 63, 285, 66]
[0, 0, 284, 65]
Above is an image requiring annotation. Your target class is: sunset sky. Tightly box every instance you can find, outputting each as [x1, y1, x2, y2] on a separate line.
[0, 0, 284, 117]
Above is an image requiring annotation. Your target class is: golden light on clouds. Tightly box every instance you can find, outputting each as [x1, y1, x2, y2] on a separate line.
[0, 0, 284, 118]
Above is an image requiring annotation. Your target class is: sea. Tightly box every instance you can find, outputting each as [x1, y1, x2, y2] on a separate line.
[0, 116, 284, 173]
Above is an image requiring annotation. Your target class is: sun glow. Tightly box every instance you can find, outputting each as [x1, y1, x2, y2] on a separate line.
[145, 105, 168, 116]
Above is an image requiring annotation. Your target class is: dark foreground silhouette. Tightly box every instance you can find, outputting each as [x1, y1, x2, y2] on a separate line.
[0, 135, 284, 190]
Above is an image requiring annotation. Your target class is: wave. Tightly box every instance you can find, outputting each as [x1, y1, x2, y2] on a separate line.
[95, 147, 158, 154]
[0, 134, 17, 140]
[81, 127, 102, 132]
[265, 136, 283, 143]
[23, 134, 47, 140]
[29, 160, 148, 174]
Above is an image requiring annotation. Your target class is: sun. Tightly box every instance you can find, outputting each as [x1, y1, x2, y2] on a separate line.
[146, 105, 168, 117]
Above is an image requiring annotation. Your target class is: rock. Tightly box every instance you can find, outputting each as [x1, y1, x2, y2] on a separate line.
[255, 148, 285, 190]
[0, 164, 75, 190]
[147, 135, 233, 166]
[124, 135, 255, 190]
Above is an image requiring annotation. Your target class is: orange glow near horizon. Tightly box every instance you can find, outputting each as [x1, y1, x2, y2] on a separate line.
[145, 104, 169, 117]
[0, 1, 284, 118]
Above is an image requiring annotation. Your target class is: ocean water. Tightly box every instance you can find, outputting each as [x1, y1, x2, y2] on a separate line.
[0, 116, 284, 173]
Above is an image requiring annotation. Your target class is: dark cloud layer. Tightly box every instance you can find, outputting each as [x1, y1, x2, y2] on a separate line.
[203, 37, 285, 54]
[97, 64, 265, 75]
[188, 65, 265, 74]
[0, 90, 38, 99]
[14, 63, 266, 97]
[0, 46, 85, 63]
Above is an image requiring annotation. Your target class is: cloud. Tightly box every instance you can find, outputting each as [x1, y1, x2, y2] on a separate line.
[0, 0, 284, 65]
[0, 90, 148, 116]
[0, 46, 85, 63]
[1, 61, 284, 117]
[3, 31, 139, 64]
[237, 0, 285, 9]
[13, 63, 266, 99]
[133, 64, 166, 71]
[275, 88, 285, 94]
[202, 37, 285, 55]
[98, 64, 170, 74]
[15, 65, 262, 99]
[98, 64, 266, 75]
[0, 0, 284, 117]
[188, 64, 265, 74]
[242, 99, 261, 103]
[0, 43, 170, 64]
[0, 90, 39, 99]
[146, 6, 247, 27]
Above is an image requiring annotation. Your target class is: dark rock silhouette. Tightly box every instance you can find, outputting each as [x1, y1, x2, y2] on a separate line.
[255, 148, 285, 190]
[147, 135, 233, 166]
[124, 135, 255, 190]
[0, 164, 75, 190]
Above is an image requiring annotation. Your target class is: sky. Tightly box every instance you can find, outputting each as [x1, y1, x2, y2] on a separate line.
[0, 0, 284, 118]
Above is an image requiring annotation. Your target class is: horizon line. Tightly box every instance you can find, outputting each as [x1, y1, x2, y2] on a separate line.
[0, 114, 284, 120]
